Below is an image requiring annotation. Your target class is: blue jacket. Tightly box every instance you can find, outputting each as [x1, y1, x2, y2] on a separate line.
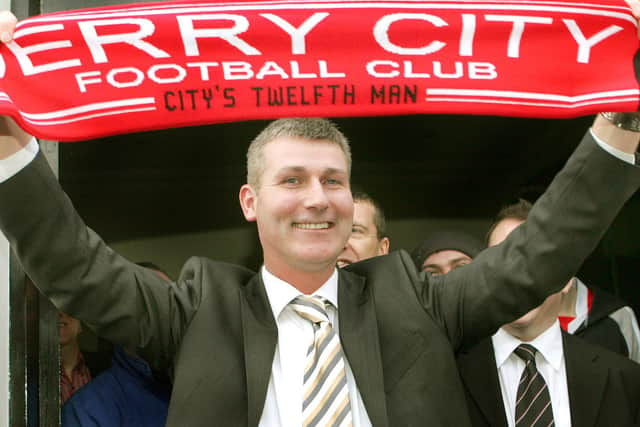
[62, 346, 171, 427]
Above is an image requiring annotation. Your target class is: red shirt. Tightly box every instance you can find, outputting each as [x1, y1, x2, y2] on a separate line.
[60, 352, 92, 404]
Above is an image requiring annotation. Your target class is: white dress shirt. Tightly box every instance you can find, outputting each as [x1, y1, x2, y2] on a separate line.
[492, 321, 571, 427]
[259, 266, 372, 427]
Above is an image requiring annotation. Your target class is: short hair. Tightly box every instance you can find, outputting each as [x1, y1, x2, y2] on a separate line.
[353, 191, 387, 240]
[486, 199, 533, 244]
[246, 118, 352, 189]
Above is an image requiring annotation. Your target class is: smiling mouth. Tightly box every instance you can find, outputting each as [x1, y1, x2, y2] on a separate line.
[293, 222, 331, 230]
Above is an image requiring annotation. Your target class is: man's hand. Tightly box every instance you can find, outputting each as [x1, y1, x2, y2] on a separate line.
[0, 11, 16, 43]
[0, 11, 33, 158]
[590, 1, 640, 155]
[626, 0, 640, 21]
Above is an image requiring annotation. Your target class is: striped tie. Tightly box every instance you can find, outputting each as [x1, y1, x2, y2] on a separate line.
[514, 344, 555, 427]
[290, 295, 353, 427]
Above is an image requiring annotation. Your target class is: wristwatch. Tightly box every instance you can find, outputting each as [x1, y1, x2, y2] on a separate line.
[600, 112, 640, 132]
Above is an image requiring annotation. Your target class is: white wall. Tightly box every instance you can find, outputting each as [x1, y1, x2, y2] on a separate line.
[0, 233, 8, 427]
[1, 3, 11, 422]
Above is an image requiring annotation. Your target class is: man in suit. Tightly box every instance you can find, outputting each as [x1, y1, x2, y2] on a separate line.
[337, 191, 390, 268]
[1, 10, 640, 427]
[457, 209, 640, 426]
[491, 198, 640, 362]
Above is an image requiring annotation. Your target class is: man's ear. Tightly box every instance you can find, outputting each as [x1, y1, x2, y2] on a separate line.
[239, 184, 257, 222]
[378, 237, 390, 255]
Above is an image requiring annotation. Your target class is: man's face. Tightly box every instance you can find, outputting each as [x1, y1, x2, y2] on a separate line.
[421, 250, 472, 275]
[489, 217, 563, 337]
[58, 312, 81, 347]
[240, 137, 353, 276]
[337, 200, 389, 267]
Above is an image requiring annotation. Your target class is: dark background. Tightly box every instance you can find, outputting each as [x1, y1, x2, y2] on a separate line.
[57, 114, 640, 314]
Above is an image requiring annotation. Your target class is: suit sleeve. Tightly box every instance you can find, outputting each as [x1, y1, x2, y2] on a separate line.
[0, 151, 201, 372]
[419, 131, 640, 351]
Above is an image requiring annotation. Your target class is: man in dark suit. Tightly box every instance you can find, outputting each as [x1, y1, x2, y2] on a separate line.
[457, 209, 640, 426]
[1, 10, 640, 427]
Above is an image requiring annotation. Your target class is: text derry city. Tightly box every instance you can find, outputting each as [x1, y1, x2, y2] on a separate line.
[0, 10, 626, 92]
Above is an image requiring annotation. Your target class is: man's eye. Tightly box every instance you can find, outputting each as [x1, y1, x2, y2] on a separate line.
[326, 178, 342, 185]
[283, 177, 300, 184]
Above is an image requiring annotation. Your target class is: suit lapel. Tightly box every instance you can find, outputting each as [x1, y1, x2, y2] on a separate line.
[241, 274, 278, 427]
[338, 270, 389, 427]
[457, 339, 508, 427]
[563, 332, 608, 427]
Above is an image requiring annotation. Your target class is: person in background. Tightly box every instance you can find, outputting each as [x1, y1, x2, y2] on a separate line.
[457, 210, 640, 426]
[337, 191, 390, 267]
[411, 230, 483, 275]
[59, 312, 91, 404]
[492, 199, 640, 362]
[62, 262, 173, 427]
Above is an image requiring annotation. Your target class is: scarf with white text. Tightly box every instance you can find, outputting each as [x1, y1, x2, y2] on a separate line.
[0, 0, 638, 141]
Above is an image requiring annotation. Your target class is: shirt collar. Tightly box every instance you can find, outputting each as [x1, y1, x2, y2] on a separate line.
[492, 320, 564, 372]
[60, 350, 87, 373]
[261, 266, 339, 321]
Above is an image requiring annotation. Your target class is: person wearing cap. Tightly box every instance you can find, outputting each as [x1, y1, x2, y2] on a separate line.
[411, 231, 483, 275]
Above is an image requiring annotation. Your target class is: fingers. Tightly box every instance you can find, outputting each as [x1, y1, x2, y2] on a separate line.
[0, 11, 17, 44]
[625, 0, 640, 20]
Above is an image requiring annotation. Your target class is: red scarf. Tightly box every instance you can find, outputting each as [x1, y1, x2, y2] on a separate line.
[0, 0, 638, 141]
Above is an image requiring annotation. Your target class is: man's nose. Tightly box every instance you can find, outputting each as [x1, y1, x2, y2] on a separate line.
[303, 180, 329, 210]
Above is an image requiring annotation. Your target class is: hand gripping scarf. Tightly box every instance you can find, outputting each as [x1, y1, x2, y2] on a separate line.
[0, 0, 638, 141]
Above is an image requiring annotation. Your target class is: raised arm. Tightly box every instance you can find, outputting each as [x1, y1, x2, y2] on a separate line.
[427, 112, 640, 350]
[0, 10, 204, 374]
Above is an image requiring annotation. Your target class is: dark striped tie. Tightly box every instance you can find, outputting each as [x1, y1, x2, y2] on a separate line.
[290, 295, 353, 427]
[513, 344, 555, 427]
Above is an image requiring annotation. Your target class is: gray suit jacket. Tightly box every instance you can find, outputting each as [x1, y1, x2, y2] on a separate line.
[0, 132, 638, 426]
[456, 332, 640, 426]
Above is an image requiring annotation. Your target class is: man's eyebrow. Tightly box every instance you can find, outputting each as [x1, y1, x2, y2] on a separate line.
[275, 166, 306, 174]
[450, 257, 471, 265]
[325, 167, 348, 175]
[275, 166, 347, 174]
